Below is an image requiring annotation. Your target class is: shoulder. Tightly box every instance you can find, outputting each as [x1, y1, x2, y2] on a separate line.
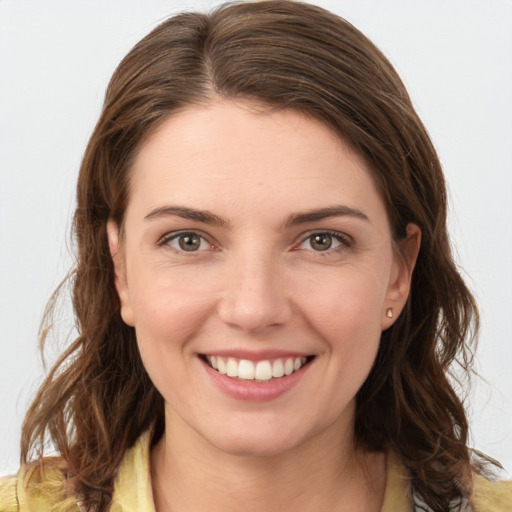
[472, 474, 512, 512]
[0, 461, 80, 512]
[111, 430, 155, 511]
[0, 475, 19, 512]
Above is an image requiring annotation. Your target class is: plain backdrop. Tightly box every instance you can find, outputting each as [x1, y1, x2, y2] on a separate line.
[1, 0, 511, 477]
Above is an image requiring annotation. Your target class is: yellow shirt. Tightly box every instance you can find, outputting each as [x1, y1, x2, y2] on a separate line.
[1, 432, 511, 511]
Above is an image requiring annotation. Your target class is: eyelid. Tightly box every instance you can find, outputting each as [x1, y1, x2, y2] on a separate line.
[294, 230, 352, 251]
[157, 230, 217, 252]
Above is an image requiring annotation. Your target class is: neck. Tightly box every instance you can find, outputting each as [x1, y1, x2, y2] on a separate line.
[150, 411, 386, 512]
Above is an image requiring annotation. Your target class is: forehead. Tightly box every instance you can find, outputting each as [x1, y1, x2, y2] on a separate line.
[127, 99, 385, 221]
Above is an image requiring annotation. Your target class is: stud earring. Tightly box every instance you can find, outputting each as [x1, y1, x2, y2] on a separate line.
[386, 308, 393, 318]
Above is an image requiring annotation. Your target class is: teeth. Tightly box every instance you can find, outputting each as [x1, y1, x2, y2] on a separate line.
[284, 358, 294, 376]
[238, 359, 255, 380]
[226, 357, 238, 377]
[255, 360, 272, 380]
[205, 355, 308, 381]
[272, 359, 284, 378]
[217, 357, 227, 374]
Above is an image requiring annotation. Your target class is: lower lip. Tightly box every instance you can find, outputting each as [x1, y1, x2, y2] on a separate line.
[202, 359, 311, 402]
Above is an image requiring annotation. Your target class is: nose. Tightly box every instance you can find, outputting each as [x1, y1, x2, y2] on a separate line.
[217, 252, 293, 334]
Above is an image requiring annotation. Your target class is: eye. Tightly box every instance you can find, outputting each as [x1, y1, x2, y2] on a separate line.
[160, 231, 211, 252]
[298, 232, 349, 252]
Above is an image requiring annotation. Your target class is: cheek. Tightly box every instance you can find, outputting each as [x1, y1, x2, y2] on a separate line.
[295, 265, 388, 375]
[129, 272, 220, 400]
[126, 254, 220, 326]
[298, 264, 389, 332]
[130, 278, 219, 344]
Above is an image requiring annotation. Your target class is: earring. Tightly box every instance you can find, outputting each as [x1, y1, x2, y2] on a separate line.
[386, 308, 393, 318]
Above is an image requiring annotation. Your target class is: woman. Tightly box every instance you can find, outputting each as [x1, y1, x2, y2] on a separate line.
[1, 1, 510, 511]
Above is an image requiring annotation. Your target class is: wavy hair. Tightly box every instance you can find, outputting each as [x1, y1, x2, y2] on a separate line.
[21, 1, 485, 510]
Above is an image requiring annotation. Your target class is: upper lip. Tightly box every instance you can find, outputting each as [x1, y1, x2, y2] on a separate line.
[199, 349, 314, 362]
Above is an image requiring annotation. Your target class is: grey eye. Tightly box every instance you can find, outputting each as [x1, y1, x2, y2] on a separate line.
[310, 233, 334, 251]
[297, 232, 347, 252]
[164, 232, 210, 252]
[178, 234, 202, 251]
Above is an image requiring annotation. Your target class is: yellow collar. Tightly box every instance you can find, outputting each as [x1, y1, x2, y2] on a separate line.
[111, 432, 413, 512]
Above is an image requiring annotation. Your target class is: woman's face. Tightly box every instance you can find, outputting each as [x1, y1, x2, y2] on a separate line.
[108, 99, 418, 457]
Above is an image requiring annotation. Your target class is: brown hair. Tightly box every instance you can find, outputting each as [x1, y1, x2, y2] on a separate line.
[21, 1, 486, 510]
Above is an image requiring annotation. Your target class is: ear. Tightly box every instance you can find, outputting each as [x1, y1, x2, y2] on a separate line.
[106, 219, 135, 327]
[381, 223, 421, 330]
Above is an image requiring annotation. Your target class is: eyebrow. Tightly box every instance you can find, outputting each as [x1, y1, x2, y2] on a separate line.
[144, 204, 369, 229]
[144, 206, 230, 228]
[282, 205, 369, 228]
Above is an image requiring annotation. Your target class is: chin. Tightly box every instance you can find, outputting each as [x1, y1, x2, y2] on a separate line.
[197, 417, 318, 459]
[210, 434, 301, 458]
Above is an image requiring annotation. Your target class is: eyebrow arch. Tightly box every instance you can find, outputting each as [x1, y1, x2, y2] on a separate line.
[144, 206, 230, 228]
[283, 205, 369, 228]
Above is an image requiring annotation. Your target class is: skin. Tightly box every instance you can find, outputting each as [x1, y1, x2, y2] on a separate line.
[107, 99, 420, 511]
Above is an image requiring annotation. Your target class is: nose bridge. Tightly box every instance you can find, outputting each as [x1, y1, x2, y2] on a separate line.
[218, 244, 291, 333]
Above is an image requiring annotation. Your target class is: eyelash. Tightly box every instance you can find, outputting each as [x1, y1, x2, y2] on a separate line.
[157, 231, 214, 254]
[158, 230, 351, 254]
[295, 230, 352, 253]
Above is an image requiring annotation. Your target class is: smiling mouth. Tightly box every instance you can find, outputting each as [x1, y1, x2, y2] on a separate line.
[201, 355, 315, 382]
